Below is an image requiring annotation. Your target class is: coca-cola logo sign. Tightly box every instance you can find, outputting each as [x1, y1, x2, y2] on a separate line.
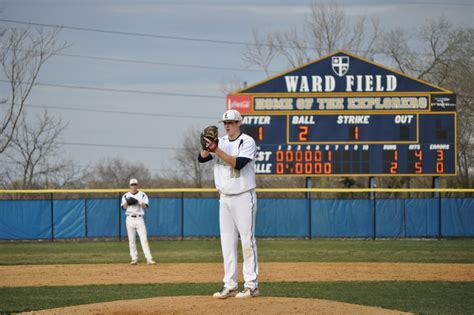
[226, 94, 252, 112]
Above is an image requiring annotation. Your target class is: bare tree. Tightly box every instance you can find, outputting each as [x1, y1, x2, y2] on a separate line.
[170, 125, 214, 188]
[0, 26, 66, 154]
[378, 17, 471, 85]
[241, 2, 380, 70]
[305, 2, 379, 59]
[272, 27, 311, 69]
[219, 74, 246, 96]
[86, 158, 153, 189]
[377, 29, 417, 75]
[1, 109, 82, 189]
[41, 161, 85, 189]
[242, 29, 278, 76]
[445, 48, 474, 188]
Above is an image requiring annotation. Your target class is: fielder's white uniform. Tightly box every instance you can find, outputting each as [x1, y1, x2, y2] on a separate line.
[121, 191, 154, 262]
[212, 133, 259, 290]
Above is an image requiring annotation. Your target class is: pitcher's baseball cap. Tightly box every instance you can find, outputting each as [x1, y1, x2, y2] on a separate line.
[220, 109, 242, 122]
[129, 178, 139, 185]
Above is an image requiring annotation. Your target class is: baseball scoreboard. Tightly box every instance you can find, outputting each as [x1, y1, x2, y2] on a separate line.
[227, 51, 457, 176]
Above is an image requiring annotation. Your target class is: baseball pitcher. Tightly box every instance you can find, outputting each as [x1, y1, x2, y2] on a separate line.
[198, 109, 259, 299]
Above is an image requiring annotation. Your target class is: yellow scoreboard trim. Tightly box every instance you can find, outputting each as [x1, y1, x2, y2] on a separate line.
[248, 93, 435, 113]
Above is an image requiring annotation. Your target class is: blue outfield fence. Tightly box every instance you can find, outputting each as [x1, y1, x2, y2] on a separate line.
[0, 197, 473, 240]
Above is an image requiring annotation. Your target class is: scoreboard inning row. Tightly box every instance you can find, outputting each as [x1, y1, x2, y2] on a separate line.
[241, 112, 456, 176]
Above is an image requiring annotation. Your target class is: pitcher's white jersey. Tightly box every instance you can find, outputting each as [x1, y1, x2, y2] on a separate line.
[213, 133, 256, 195]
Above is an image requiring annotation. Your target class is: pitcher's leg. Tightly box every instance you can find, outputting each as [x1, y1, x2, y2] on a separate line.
[219, 195, 239, 289]
[233, 190, 258, 290]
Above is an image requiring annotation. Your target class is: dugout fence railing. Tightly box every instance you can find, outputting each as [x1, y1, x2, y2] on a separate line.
[0, 188, 473, 241]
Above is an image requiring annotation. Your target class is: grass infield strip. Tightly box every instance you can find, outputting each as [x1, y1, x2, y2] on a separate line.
[1, 239, 474, 265]
[0, 282, 473, 315]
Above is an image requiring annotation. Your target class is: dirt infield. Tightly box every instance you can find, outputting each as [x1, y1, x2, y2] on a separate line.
[1, 262, 473, 287]
[23, 296, 412, 315]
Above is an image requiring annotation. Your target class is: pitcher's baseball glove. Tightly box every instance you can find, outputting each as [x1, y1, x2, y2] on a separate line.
[126, 196, 139, 206]
[200, 125, 218, 152]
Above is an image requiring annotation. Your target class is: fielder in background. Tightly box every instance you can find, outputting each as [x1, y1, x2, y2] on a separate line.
[198, 109, 259, 299]
[121, 178, 156, 265]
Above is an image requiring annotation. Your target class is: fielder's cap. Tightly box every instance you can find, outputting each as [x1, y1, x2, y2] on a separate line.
[220, 109, 242, 122]
[129, 178, 139, 185]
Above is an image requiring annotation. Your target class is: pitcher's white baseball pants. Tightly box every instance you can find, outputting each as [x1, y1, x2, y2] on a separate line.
[126, 216, 153, 262]
[219, 189, 258, 290]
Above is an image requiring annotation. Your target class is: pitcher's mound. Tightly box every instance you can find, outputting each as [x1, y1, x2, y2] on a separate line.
[26, 296, 411, 314]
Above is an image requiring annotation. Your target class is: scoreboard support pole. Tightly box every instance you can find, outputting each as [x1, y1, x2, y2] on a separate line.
[369, 177, 377, 240]
[306, 177, 313, 240]
[432, 176, 441, 239]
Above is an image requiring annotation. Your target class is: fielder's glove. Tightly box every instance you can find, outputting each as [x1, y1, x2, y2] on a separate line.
[126, 196, 139, 206]
[200, 125, 218, 152]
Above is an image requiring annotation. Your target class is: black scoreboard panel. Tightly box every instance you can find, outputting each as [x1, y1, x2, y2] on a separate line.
[242, 112, 456, 176]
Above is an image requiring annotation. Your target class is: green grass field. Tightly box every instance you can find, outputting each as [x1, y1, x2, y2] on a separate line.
[0, 239, 473, 314]
[2, 239, 473, 265]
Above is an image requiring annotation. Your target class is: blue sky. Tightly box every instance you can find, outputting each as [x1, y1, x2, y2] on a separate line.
[0, 0, 472, 176]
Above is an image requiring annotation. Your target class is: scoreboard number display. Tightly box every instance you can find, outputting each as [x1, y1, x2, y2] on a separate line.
[227, 51, 457, 176]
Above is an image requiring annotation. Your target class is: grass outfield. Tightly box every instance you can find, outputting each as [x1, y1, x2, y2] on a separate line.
[0, 239, 473, 314]
[1, 239, 473, 264]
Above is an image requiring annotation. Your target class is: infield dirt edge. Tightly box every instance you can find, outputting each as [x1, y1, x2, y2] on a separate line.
[1, 262, 473, 287]
[21, 295, 413, 315]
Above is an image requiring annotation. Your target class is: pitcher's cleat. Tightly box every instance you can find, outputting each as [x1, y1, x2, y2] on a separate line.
[212, 287, 238, 299]
[130, 260, 138, 265]
[147, 260, 157, 265]
[235, 287, 260, 298]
